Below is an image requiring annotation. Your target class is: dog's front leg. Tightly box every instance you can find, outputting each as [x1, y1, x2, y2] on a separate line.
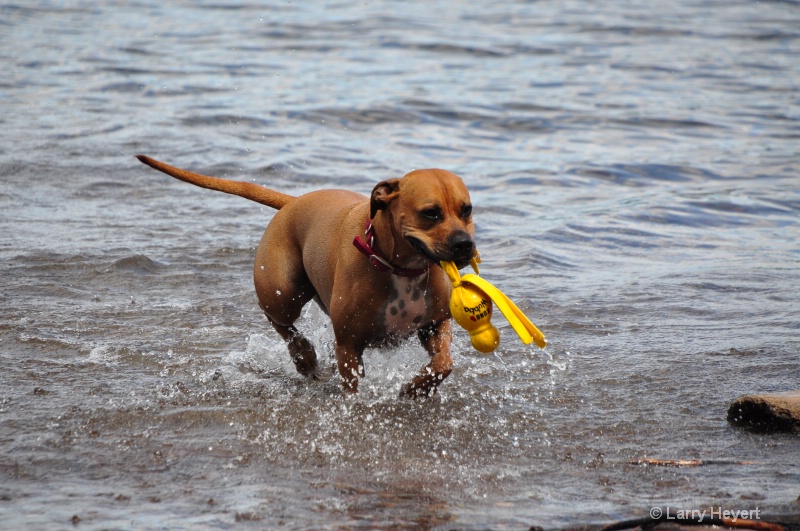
[400, 319, 454, 398]
[335, 340, 365, 394]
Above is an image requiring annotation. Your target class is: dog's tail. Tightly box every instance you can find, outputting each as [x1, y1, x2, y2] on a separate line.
[136, 155, 294, 210]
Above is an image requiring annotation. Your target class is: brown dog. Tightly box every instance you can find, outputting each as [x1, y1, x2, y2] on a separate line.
[136, 155, 476, 397]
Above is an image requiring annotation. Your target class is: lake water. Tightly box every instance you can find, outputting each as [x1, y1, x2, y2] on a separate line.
[1, 1, 799, 529]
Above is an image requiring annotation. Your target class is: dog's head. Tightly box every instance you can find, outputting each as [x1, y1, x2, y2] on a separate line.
[370, 169, 475, 269]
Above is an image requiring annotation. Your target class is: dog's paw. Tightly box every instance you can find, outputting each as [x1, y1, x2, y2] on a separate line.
[399, 381, 437, 400]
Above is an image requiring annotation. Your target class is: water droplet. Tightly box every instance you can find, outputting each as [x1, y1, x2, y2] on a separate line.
[276, 290, 281, 295]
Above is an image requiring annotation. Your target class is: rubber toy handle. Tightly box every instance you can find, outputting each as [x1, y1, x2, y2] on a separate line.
[441, 260, 547, 351]
[461, 274, 547, 349]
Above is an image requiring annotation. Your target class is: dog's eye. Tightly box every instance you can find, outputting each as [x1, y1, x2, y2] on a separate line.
[460, 204, 473, 219]
[420, 207, 443, 222]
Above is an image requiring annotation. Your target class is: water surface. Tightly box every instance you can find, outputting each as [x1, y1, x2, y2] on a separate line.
[1, 1, 799, 529]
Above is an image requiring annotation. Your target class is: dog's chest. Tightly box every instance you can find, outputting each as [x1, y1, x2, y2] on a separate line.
[382, 275, 430, 335]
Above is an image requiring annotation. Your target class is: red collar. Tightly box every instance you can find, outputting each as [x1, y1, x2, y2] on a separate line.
[352, 219, 430, 277]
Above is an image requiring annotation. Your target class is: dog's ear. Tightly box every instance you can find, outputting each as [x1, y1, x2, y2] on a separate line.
[370, 179, 401, 219]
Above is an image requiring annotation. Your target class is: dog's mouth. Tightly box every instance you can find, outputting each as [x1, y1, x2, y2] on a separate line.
[406, 235, 439, 263]
[406, 235, 474, 270]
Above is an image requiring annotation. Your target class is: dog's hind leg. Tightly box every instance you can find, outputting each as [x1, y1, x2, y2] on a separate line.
[267, 318, 318, 377]
[254, 241, 319, 377]
[258, 290, 319, 377]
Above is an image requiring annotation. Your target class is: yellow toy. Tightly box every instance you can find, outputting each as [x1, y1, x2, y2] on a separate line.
[441, 256, 547, 353]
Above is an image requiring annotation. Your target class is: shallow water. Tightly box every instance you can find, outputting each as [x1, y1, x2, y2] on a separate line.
[2, 1, 799, 529]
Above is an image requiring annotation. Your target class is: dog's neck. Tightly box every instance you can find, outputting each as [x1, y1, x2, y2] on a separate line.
[353, 214, 430, 277]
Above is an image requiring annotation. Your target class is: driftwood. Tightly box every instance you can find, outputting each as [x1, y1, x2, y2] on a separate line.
[550, 512, 800, 531]
[728, 392, 800, 432]
[595, 515, 788, 531]
[630, 458, 763, 467]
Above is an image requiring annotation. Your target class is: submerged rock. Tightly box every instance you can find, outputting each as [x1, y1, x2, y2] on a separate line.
[727, 391, 800, 432]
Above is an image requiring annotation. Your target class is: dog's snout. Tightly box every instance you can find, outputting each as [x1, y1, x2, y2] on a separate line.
[449, 231, 475, 257]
